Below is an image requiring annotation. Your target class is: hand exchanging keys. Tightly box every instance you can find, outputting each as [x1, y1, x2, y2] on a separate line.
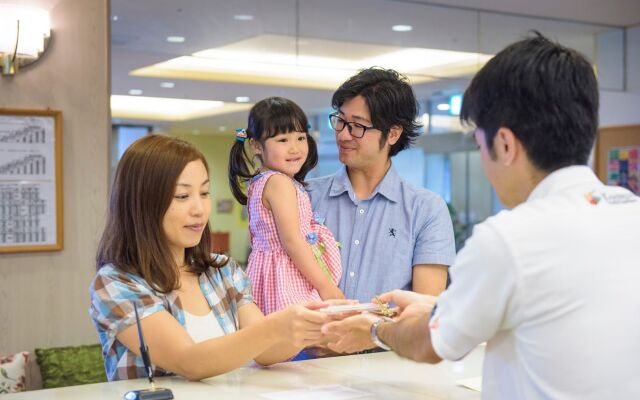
[321, 290, 438, 354]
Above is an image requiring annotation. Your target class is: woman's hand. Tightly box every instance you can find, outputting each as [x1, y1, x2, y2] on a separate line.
[268, 303, 330, 348]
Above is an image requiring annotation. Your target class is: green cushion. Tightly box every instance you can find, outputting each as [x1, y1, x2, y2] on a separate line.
[35, 344, 106, 388]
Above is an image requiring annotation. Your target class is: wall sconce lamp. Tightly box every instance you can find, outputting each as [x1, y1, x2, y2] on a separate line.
[0, 4, 51, 76]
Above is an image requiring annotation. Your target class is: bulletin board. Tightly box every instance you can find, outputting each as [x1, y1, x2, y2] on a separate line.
[595, 125, 640, 195]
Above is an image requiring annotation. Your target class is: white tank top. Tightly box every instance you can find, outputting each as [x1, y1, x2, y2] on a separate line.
[183, 310, 227, 343]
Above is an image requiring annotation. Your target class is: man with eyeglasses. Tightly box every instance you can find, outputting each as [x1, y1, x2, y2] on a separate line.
[307, 67, 456, 305]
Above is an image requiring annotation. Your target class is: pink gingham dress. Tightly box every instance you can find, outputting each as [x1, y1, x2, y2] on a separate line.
[246, 170, 342, 315]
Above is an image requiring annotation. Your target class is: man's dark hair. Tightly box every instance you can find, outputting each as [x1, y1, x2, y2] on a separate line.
[461, 32, 599, 172]
[332, 67, 421, 157]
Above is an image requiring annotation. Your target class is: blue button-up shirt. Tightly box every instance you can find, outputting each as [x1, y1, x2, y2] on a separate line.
[308, 166, 455, 302]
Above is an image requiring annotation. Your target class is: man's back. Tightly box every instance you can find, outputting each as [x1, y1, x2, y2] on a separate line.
[431, 166, 640, 399]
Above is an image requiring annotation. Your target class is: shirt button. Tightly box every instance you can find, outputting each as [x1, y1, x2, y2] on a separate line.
[354, 240, 360, 245]
[359, 209, 365, 214]
[349, 271, 355, 277]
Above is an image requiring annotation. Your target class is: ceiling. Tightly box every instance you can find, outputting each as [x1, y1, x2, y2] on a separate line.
[109, 0, 639, 136]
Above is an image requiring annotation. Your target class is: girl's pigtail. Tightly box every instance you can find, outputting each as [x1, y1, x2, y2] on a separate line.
[228, 130, 254, 205]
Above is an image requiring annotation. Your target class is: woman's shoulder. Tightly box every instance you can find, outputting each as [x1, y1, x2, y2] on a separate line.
[91, 263, 150, 295]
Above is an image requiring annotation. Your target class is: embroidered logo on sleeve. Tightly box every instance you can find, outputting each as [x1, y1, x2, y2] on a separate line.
[388, 228, 396, 237]
[585, 191, 601, 205]
[585, 190, 638, 205]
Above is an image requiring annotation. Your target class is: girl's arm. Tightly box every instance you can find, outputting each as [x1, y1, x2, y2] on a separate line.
[262, 174, 344, 300]
[116, 303, 327, 381]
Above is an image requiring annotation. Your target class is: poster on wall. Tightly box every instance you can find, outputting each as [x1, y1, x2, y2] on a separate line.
[607, 146, 639, 195]
[0, 109, 63, 253]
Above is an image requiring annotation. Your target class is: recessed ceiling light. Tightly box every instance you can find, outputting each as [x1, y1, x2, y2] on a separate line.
[235, 96, 250, 103]
[392, 25, 413, 32]
[234, 14, 254, 21]
[160, 82, 175, 88]
[436, 103, 451, 111]
[128, 89, 143, 95]
[166, 36, 185, 43]
[112, 15, 119, 21]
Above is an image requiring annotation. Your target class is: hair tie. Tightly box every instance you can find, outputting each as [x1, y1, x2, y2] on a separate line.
[235, 128, 247, 142]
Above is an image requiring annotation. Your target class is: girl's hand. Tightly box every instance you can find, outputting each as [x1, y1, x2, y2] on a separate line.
[269, 303, 329, 348]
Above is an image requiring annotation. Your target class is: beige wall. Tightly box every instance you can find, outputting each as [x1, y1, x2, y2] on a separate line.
[174, 134, 251, 263]
[0, 0, 110, 385]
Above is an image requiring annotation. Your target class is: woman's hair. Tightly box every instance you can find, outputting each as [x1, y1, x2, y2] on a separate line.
[228, 96, 318, 204]
[96, 134, 223, 293]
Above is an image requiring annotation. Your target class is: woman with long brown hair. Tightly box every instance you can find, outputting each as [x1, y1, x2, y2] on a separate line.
[89, 135, 330, 381]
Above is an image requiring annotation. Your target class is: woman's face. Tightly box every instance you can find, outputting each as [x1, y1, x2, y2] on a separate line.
[162, 160, 211, 265]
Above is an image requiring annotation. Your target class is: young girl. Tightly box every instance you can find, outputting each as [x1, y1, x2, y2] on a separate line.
[229, 97, 344, 315]
[90, 135, 329, 381]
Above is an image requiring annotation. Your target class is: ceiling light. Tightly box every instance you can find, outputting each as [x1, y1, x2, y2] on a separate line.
[233, 14, 254, 21]
[166, 36, 185, 43]
[392, 25, 413, 32]
[235, 96, 250, 103]
[112, 15, 119, 21]
[132, 34, 493, 90]
[160, 81, 175, 88]
[111, 95, 252, 121]
[128, 89, 143, 95]
[436, 103, 450, 111]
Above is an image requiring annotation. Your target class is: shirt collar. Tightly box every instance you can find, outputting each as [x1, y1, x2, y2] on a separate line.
[329, 164, 401, 203]
[527, 165, 602, 202]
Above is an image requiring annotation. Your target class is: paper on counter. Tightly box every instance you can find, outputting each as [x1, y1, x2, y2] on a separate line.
[261, 384, 369, 399]
[456, 376, 482, 392]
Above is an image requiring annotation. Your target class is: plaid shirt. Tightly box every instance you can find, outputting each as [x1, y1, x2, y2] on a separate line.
[89, 255, 253, 381]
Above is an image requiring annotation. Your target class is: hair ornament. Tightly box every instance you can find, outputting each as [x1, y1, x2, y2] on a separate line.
[235, 128, 247, 142]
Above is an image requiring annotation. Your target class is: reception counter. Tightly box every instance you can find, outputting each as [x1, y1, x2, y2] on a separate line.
[6, 346, 484, 399]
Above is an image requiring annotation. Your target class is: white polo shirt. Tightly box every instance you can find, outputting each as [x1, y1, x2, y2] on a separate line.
[430, 166, 640, 399]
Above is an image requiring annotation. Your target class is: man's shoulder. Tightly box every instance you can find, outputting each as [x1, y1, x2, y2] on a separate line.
[307, 174, 335, 191]
[395, 178, 448, 210]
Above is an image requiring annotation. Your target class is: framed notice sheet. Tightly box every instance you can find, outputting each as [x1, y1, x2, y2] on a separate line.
[0, 109, 63, 253]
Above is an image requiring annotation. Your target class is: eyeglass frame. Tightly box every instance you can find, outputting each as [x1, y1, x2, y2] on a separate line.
[328, 113, 381, 139]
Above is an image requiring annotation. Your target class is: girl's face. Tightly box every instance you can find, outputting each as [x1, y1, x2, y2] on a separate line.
[162, 160, 211, 266]
[252, 131, 309, 178]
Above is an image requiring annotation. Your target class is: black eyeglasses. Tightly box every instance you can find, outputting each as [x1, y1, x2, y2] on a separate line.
[328, 113, 379, 139]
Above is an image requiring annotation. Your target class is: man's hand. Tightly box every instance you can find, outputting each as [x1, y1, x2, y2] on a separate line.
[376, 290, 437, 320]
[321, 313, 379, 354]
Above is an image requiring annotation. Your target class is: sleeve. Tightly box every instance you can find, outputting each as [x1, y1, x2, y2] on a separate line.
[429, 222, 519, 361]
[227, 258, 254, 307]
[89, 267, 165, 347]
[412, 194, 456, 267]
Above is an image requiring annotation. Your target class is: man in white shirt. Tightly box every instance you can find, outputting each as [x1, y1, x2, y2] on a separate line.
[324, 33, 640, 399]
